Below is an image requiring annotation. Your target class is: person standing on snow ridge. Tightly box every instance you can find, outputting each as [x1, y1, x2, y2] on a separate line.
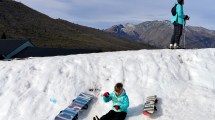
[99, 83, 129, 120]
[170, 0, 190, 49]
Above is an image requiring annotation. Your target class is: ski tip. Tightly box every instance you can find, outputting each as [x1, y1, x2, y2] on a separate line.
[143, 111, 151, 117]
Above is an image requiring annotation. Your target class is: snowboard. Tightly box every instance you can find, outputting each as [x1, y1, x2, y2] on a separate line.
[55, 92, 94, 120]
[143, 95, 158, 117]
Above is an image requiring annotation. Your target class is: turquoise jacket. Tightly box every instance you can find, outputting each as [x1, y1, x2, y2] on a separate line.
[103, 89, 129, 112]
[171, 3, 186, 25]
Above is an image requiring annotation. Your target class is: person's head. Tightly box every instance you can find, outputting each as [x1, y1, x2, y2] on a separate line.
[114, 83, 123, 96]
[177, 0, 184, 5]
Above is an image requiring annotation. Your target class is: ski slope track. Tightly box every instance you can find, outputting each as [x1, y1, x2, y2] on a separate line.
[0, 49, 215, 120]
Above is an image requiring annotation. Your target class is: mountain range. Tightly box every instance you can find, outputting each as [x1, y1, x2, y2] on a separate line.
[0, 0, 154, 52]
[105, 20, 215, 48]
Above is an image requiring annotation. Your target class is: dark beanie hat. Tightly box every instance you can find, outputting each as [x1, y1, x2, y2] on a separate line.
[177, 0, 184, 4]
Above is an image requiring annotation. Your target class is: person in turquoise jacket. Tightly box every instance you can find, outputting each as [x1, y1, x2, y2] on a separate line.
[170, 0, 190, 49]
[99, 83, 129, 120]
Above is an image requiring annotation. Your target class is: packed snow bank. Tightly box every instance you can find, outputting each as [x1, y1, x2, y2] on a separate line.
[0, 49, 215, 120]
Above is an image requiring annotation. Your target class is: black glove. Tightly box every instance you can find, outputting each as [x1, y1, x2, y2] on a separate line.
[184, 15, 190, 20]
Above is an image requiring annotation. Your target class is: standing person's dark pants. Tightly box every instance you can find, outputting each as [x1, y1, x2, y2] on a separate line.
[100, 110, 127, 120]
[171, 22, 183, 45]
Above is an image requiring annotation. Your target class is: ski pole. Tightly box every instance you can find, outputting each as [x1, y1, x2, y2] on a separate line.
[183, 20, 186, 49]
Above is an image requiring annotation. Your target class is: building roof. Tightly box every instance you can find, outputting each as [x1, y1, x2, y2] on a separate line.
[0, 39, 102, 60]
[0, 39, 31, 55]
[13, 47, 102, 58]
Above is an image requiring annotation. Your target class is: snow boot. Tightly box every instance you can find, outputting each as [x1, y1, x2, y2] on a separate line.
[169, 44, 174, 49]
[174, 43, 182, 49]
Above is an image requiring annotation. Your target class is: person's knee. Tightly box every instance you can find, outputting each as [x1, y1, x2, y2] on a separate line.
[100, 110, 115, 120]
[112, 112, 127, 120]
[112, 117, 126, 120]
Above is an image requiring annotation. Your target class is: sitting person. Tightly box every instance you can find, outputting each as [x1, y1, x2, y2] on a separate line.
[99, 83, 129, 120]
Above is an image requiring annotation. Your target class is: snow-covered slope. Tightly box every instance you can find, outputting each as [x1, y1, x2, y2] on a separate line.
[0, 49, 215, 120]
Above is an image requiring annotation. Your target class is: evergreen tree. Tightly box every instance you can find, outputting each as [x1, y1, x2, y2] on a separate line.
[1, 32, 6, 39]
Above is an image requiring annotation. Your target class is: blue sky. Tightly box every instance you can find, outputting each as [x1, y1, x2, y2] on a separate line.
[16, 0, 215, 30]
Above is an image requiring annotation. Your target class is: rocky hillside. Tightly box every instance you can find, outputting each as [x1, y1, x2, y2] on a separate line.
[0, 0, 155, 51]
[105, 20, 215, 48]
